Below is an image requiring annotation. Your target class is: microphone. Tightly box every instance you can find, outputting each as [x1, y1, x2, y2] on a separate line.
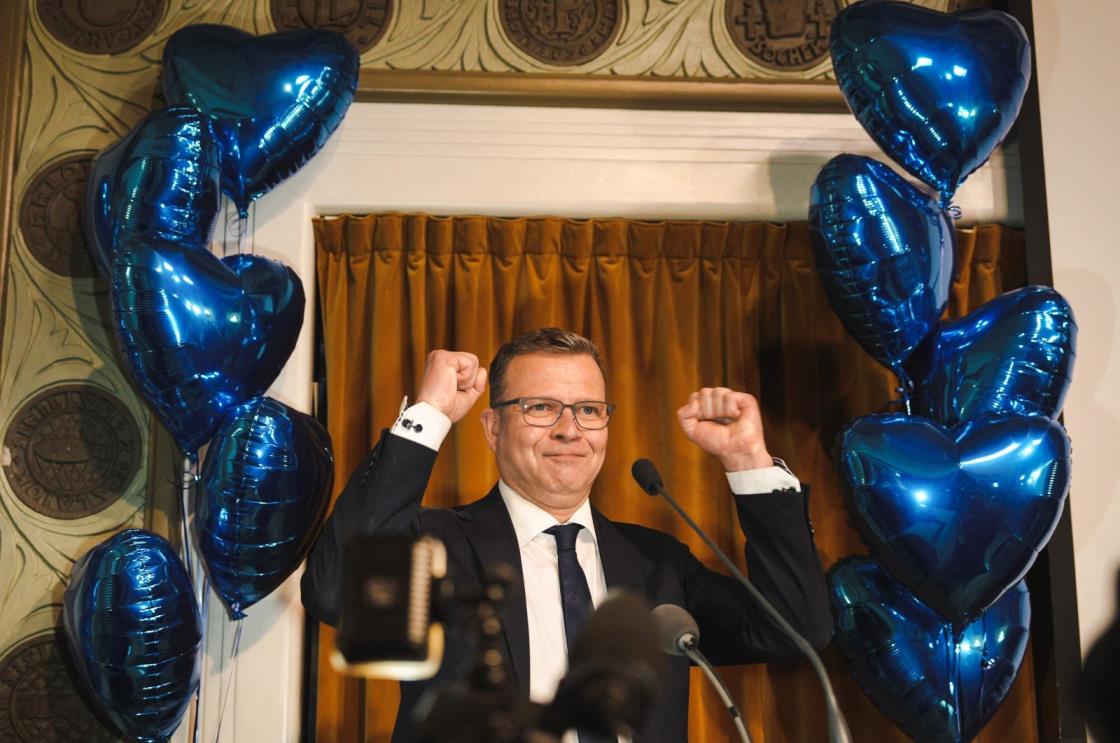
[652, 604, 750, 743]
[631, 458, 663, 495]
[541, 592, 665, 738]
[632, 458, 852, 743]
[652, 603, 698, 655]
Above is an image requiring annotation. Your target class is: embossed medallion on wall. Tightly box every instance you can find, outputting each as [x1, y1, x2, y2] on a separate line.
[725, 0, 842, 71]
[18, 155, 97, 279]
[36, 0, 167, 55]
[0, 635, 116, 742]
[3, 385, 141, 520]
[500, 0, 622, 66]
[271, 0, 392, 53]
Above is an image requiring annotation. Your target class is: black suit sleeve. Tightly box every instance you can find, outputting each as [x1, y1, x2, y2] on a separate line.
[684, 486, 832, 664]
[301, 432, 438, 626]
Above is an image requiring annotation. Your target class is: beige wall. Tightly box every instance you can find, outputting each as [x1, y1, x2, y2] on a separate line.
[1033, 1, 1120, 654]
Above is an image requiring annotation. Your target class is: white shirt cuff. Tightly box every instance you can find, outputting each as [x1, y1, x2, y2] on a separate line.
[391, 399, 452, 451]
[726, 464, 801, 494]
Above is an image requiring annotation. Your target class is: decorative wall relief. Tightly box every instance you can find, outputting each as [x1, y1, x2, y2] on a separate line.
[0, 634, 118, 743]
[270, 0, 393, 53]
[19, 155, 98, 279]
[725, 0, 841, 72]
[264, 0, 989, 104]
[2, 1, 184, 737]
[499, 0, 624, 66]
[347, 0, 842, 79]
[35, 0, 167, 55]
[4, 384, 141, 520]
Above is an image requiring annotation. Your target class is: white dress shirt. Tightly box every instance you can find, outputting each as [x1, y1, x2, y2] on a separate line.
[496, 479, 606, 704]
[390, 399, 801, 738]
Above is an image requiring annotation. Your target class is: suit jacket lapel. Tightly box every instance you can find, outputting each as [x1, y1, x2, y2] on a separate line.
[460, 486, 530, 690]
[592, 507, 646, 595]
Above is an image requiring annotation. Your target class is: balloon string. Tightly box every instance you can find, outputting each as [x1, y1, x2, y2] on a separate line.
[221, 200, 253, 256]
[892, 364, 913, 415]
[179, 458, 195, 584]
[179, 456, 206, 743]
[192, 579, 210, 743]
[246, 202, 255, 254]
[950, 624, 964, 740]
[235, 207, 248, 254]
[222, 202, 234, 257]
[214, 619, 244, 742]
[224, 201, 255, 256]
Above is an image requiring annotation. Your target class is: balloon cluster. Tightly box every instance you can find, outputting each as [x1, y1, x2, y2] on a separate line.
[66, 24, 352, 741]
[811, 3, 1076, 742]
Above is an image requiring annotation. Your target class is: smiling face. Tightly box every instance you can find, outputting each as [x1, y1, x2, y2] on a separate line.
[481, 352, 609, 520]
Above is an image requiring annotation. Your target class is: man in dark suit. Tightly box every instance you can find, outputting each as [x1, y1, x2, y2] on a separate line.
[302, 328, 832, 742]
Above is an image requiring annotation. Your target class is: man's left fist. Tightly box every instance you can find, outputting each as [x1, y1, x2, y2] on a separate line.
[677, 387, 772, 472]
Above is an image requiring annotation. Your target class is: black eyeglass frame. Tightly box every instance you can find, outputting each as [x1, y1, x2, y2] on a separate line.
[491, 397, 616, 430]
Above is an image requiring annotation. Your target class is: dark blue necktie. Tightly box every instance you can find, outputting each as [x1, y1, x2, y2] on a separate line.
[546, 523, 594, 653]
[546, 524, 613, 743]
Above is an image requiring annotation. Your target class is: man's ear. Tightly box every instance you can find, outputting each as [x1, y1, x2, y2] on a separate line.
[480, 408, 499, 452]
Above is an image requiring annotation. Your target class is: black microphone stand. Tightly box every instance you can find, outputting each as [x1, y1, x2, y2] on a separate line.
[675, 632, 751, 743]
[686, 645, 751, 743]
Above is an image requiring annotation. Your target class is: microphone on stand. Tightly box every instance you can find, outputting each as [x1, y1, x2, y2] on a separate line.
[652, 604, 751, 743]
[631, 458, 851, 743]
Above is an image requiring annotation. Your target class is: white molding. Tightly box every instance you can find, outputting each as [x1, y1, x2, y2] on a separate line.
[186, 101, 1016, 742]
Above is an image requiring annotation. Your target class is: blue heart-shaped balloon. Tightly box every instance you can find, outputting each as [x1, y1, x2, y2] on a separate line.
[809, 153, 956, 376]
[63, 530, 202, 743]
[831, 0, 1031, 206]
[910, 285, 1077, 426]
[112, 240, 305, 459]
[197, 396, 333, 619]
[837, 412, 1070, 621]
[829, 557, 1030, 743]
[162, 24, 359, 216]
[85, 107, 222, 281]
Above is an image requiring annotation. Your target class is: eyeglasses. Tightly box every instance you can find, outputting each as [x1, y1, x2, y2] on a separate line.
[492, 397, 615, 430]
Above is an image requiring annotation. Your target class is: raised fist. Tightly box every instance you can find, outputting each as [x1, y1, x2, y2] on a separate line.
[416, 350, 488, 424]
[677, 387, 772, 472]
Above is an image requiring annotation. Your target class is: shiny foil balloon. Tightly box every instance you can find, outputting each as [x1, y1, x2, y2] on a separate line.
[63, 530, 202, 743]
[910, 285, 1077, 426]
[197, 396, 333, 619]
[831, 0, 1031, 206]
[829, 558, 1030, 743]
[809, 154, 956, 377]
[85, 107, 221, 280]
[162, 24, 359, 216]
[112, 240, 305, 459]
[837, 413, 1070, 621]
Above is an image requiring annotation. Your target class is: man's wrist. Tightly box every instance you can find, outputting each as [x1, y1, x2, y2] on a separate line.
[719, 449, 773, 472]
[391, 398, 452, 451]
[726, 457, 801, 494]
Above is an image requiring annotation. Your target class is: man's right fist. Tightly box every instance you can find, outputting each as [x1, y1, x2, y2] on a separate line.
[416, 350, 488, 424]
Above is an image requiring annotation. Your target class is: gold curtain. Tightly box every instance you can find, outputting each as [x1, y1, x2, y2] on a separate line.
[312, 213, 1036, 742]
